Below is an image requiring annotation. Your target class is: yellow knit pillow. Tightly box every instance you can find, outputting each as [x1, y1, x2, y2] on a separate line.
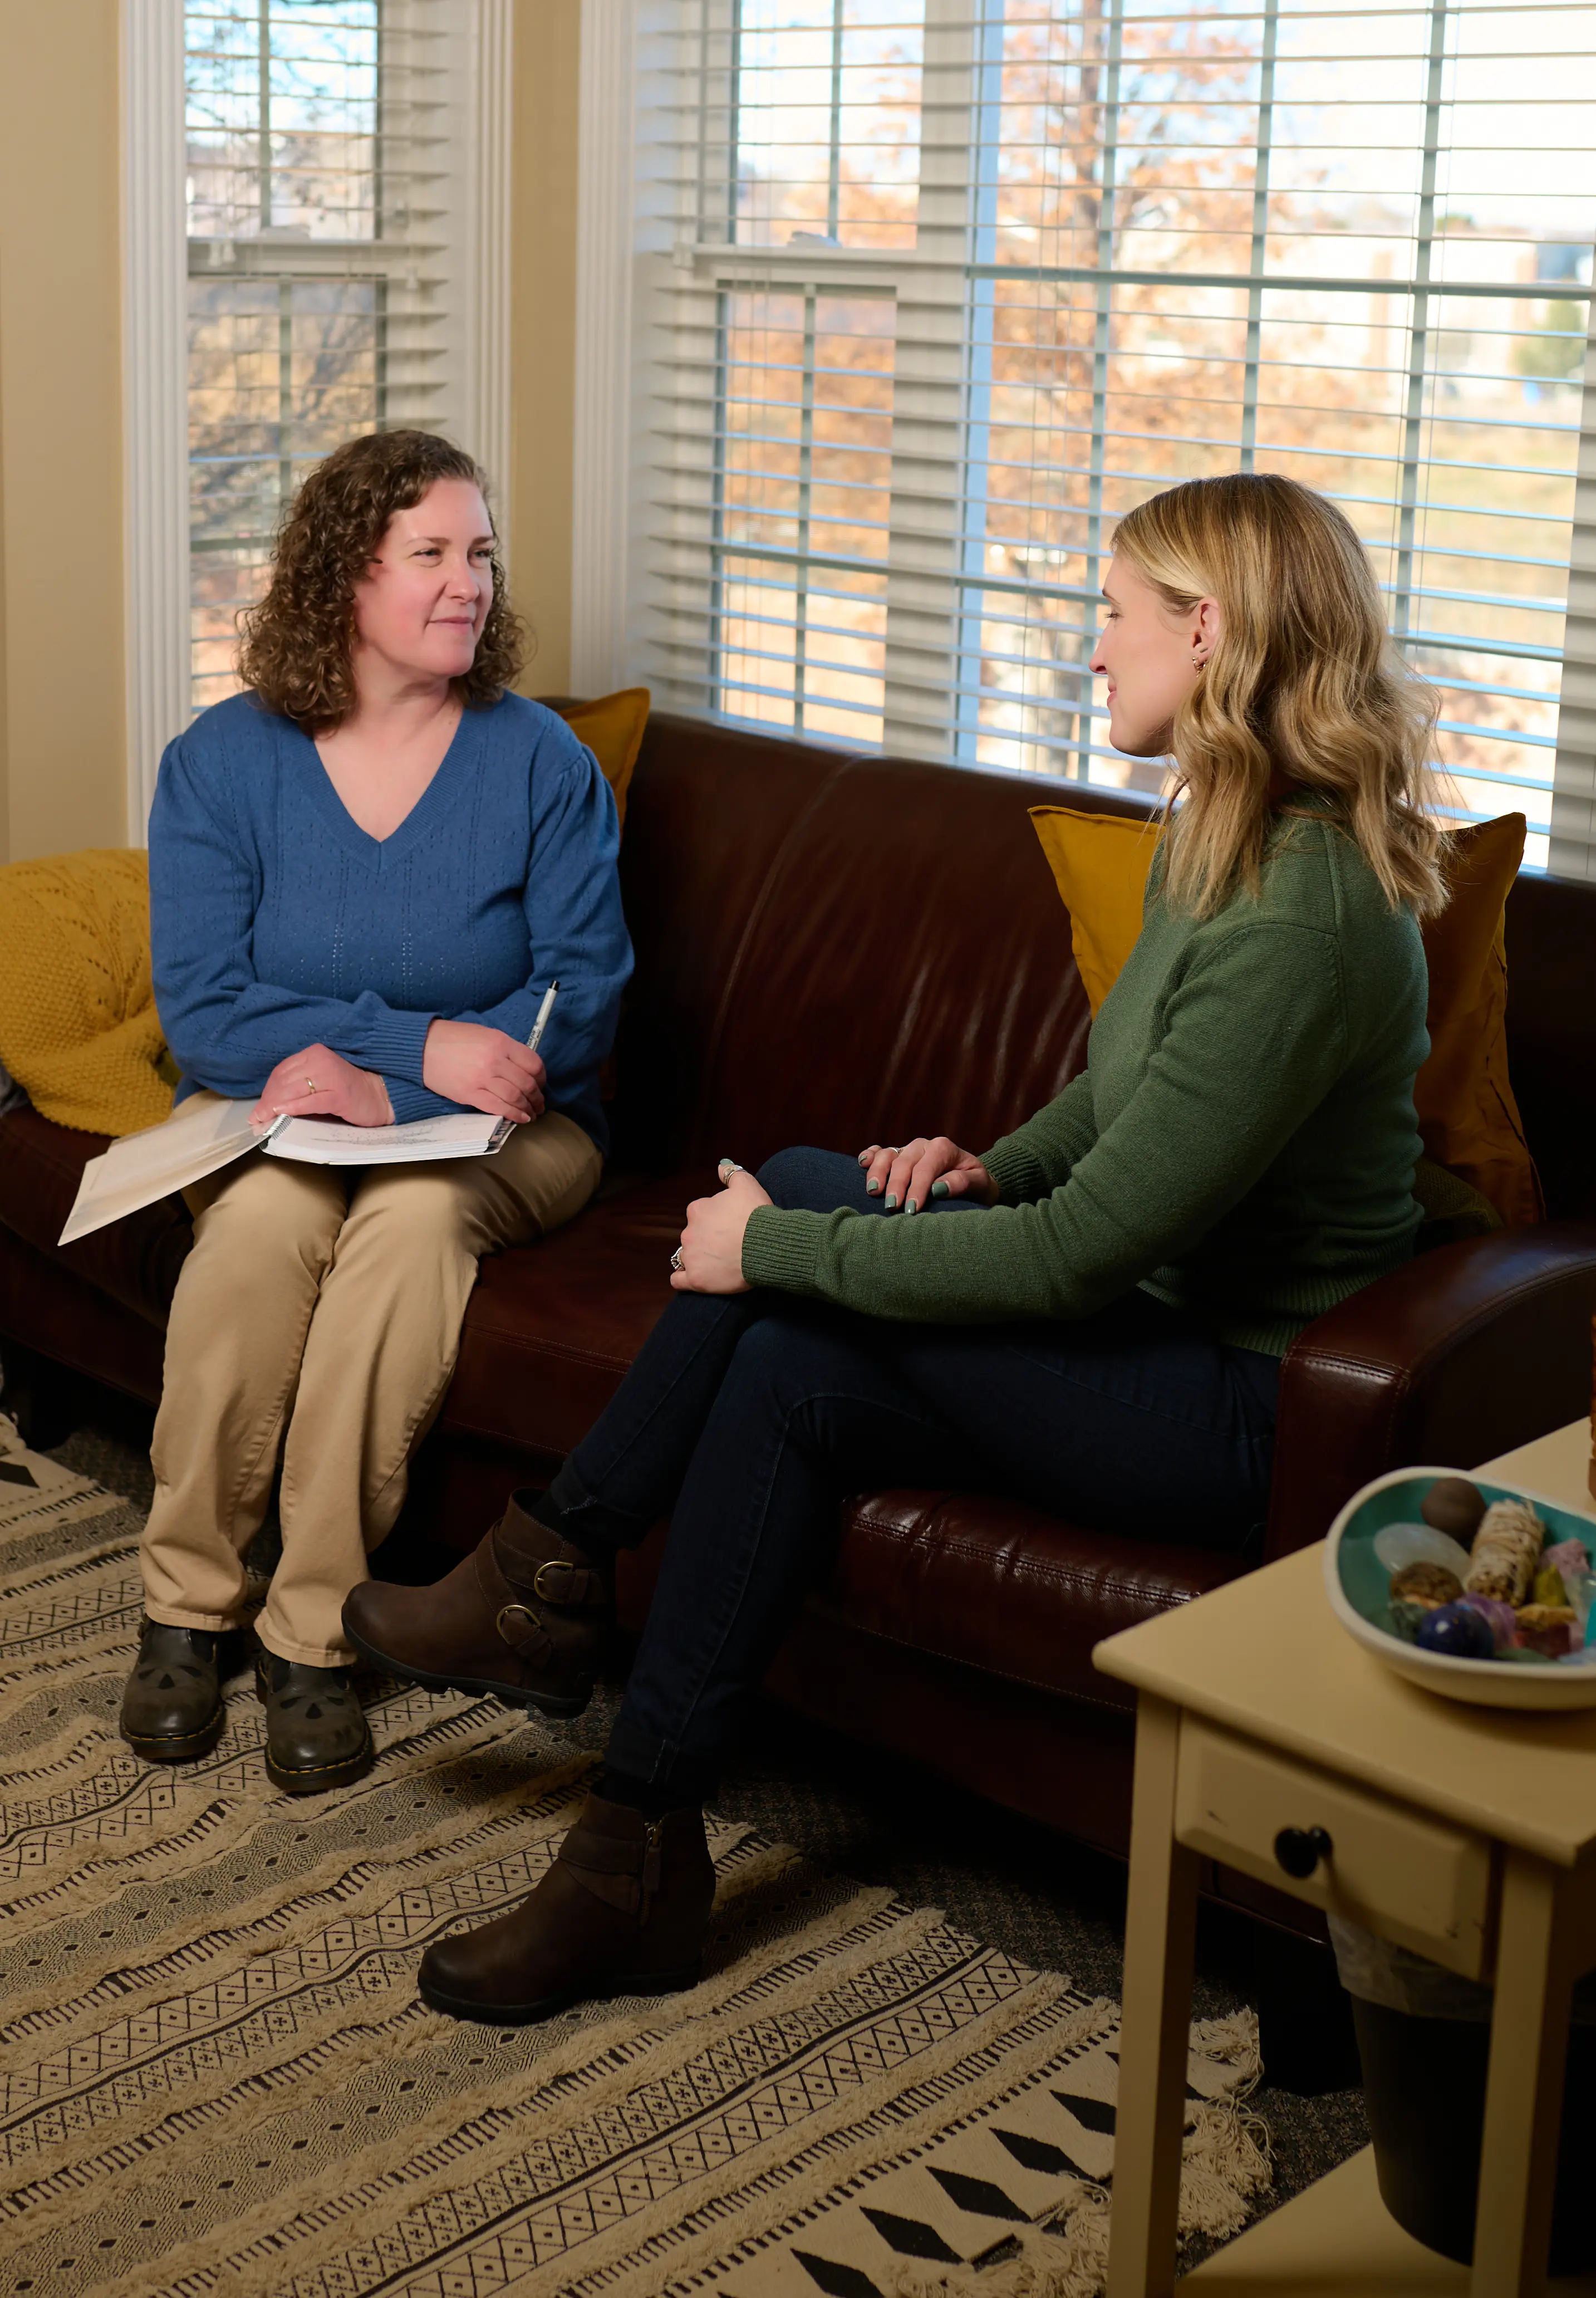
[554, 689, 650, 830]
[0, 849, 173, 1136]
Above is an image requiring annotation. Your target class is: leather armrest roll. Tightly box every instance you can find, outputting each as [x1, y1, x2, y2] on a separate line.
[1265, 1224, 1596, 1560]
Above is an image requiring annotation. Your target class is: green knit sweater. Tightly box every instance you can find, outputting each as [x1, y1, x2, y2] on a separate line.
[740, 805, 1430, 1357]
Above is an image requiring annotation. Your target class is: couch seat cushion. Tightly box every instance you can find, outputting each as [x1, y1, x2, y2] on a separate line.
[822, 1489, 1249, 1709]
[0, 1106, 191, 1330]
[441, 1168, 715, 1458]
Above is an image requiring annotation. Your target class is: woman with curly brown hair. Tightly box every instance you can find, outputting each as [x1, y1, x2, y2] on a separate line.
[120, 430, 630, 1794]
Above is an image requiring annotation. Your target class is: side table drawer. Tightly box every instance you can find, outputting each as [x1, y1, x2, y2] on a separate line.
[1174, 1718, 1493, 1977]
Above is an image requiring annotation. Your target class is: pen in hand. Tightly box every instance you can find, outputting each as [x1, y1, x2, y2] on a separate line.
[526, 979, 558, 1057]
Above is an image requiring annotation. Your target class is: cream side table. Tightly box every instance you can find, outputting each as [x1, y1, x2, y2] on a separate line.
[1095, 1418, 1596, 2298]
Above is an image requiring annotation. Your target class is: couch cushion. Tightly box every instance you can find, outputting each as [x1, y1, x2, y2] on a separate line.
[608, 718, 856, 1170]
[700, 756, 1128, 1168]
[823, 1490, 1249, 1709]
[439, 1169, 716, 1458]
[0, 1106, 191, 1330]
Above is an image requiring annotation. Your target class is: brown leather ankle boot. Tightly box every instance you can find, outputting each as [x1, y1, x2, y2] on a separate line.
[418, 1792, 715, 2025]
[341, 1491, 611, 1716]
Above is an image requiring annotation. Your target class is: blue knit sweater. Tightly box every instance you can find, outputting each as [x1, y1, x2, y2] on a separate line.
[148, 690, 632, 1148]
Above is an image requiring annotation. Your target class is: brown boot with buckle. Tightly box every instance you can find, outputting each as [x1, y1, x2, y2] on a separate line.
[340, 1489, 610, 1717]
[417, 1791, 715, 2024]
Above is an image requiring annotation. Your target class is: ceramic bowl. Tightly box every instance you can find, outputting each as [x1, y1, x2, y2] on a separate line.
[1323, 1464, 1596, 1711]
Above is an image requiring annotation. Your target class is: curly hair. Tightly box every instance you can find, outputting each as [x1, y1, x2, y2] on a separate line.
[235, 429, 526, 729]
[1112, 473, 1446, 921]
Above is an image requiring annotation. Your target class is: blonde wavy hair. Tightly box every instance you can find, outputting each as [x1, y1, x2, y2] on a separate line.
[1112, 473, 1447, 920]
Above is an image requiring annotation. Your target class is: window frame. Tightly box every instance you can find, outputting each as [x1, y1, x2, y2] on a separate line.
[629, 0, 1596, 871]
[120, 0, 512, 836]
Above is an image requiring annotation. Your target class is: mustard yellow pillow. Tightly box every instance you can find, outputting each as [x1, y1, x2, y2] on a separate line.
[554, 688, 650, 831]
[0, 849, 173, 1136]
[1027, 803, 1542, 1229]
[1415, 813, 1541, 1228]
[1028, 806, 1162, 1015]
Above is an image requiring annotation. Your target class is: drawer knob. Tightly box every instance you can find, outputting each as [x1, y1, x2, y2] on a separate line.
[1274, 1825, 1333, 1880]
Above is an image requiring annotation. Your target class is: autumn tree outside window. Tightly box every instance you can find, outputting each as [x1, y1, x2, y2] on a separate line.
[184, 1, 478, 719]
[634, 1, 1596, 873]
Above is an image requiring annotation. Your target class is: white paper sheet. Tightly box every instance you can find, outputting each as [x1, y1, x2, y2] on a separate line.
[263, 1111, 508, 1165]
[57, 1093, 273, 1246]
[57, 1096, 510, 1244]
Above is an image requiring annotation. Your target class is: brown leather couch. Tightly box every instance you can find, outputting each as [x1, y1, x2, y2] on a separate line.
[5, 711, 1596, 1880]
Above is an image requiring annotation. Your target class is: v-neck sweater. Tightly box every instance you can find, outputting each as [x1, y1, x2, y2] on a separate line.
[148, 689, 632, 1146]
[741, 806, 1430, 1358]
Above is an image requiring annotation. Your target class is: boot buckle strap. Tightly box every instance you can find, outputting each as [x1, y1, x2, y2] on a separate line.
[531, 1559, 590, 1605]
[495, 1602, 546, 1652]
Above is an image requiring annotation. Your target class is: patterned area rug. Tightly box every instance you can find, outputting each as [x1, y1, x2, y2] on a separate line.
[0, 1417, 1270, 2298]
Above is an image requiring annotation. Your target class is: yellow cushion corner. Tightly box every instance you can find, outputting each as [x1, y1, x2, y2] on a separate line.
[1027, 805, 1162, 1016]
[555, 688, 651, 831]
[1415, 812, 1541, 1229]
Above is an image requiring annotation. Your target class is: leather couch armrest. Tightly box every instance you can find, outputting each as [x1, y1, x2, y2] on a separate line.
[1265, 1223, 1596, 1560]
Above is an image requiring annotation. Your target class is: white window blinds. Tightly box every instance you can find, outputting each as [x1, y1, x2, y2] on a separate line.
[184, 1, 470, 716]
[635, 2, 1596, 872]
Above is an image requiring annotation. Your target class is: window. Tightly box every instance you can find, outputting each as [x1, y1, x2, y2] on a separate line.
[183, 2, 474, 716]
[637, 2, 1596, 869]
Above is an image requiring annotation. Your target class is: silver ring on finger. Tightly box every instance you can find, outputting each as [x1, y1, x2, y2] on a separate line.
[670, 1247, 685, 1271]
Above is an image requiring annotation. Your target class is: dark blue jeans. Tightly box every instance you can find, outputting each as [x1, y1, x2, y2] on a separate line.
[547, 1148, 1279, 1791]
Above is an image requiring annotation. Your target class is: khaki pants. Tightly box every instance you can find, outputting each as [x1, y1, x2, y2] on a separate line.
[141, 1111, 601, 1665]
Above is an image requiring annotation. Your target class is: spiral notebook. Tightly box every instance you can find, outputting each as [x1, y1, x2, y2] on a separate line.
[57, 1090, 511, 1247]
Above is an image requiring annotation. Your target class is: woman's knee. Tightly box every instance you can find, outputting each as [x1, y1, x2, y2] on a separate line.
[755, 1145, 868, 1214]
[337, 1170, 479, 1269]
[188, 1158, 345, 1272]
[721, 1304, 862, 1415]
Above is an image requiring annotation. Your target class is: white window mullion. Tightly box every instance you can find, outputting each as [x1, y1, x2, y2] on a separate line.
[1237, 0, 1279, 476]
[1076, 0, 1124, 781]
[1550, 287, 1596, 882]
[882, 0, 975, 762]
[953, 0, 1006, 766]
[635, 0, 721, 716]
[122, 0, 189, 841]
[459, 0, 513, 552]
[1390, 0, 1451, 653]
[572, 0, 638, 696]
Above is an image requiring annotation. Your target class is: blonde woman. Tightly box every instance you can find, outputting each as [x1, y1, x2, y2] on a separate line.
[122, 430, 628, 1793]
[349, 472, 1444, 2022]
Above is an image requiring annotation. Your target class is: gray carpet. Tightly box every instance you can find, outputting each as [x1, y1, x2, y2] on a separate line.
[40, 1407, 1371, 2256]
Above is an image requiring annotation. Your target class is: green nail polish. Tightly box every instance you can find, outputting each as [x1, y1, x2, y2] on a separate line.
[931, 1179, 949, 1199]
[906, 1198, 917, 1215]
[866, 1179, 881, 1194]
[884, 1193, 897, 1210]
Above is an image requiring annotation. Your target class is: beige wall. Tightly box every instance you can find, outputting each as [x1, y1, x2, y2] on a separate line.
[508, 0, 581, 697]
[0, 5, 580, 863]
[0, 2, 127, 864]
